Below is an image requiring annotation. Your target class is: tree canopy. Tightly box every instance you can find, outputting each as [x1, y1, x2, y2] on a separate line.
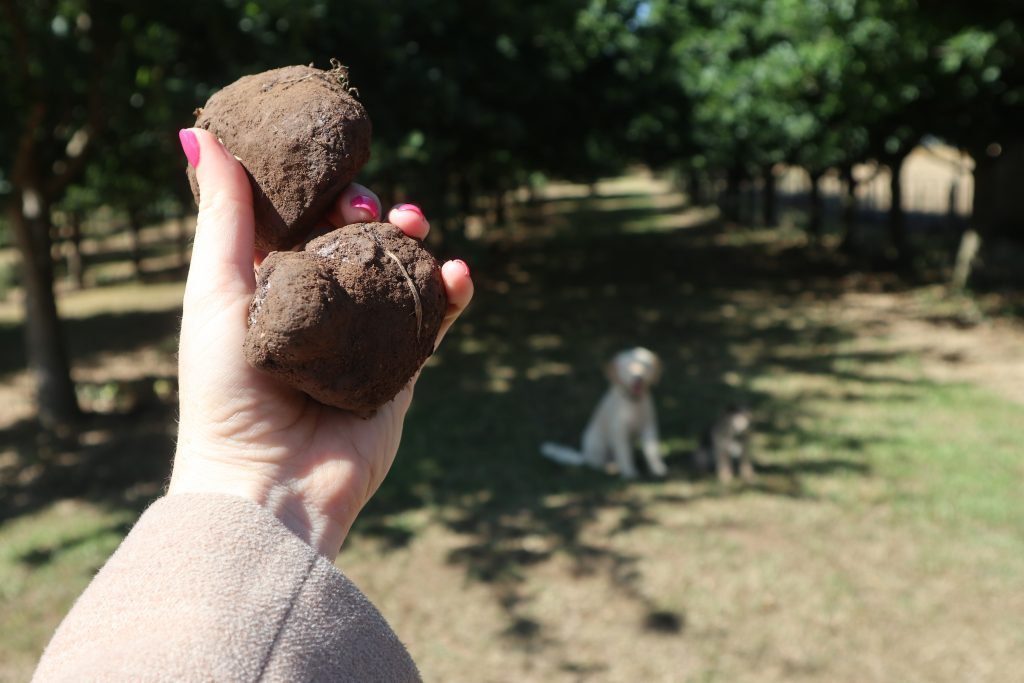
[1, 0, 1022, 428]
[4, 0, 1023, 230]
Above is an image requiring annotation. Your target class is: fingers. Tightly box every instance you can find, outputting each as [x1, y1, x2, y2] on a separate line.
[435, 259, 473, 350]
[388, 204, 430, 240]
[182, 128, 257, 302]
[327, 183, 381, 227]
[326, 186, 430, 242]
[323, 186, 471, 350]
[401, 257, 472, 396]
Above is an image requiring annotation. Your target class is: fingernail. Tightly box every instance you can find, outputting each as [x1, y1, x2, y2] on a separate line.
[453, 259, 470, 276]
[350, 195, 379, 220]
[394, 203, 425, 219]
[178, 129, 200, 167]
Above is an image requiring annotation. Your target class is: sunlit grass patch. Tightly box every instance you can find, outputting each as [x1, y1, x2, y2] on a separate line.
[0, 501, 133, 681]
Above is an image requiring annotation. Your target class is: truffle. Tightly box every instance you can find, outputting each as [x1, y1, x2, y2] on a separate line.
[243, 222, 447, 415]
[188, 64, 371, 251]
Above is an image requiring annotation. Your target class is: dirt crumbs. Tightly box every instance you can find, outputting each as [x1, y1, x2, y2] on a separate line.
[188, 63, 371, 251]
[244, 222, 447, 415]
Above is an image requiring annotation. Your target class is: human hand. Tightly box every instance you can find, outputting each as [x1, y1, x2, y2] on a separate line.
[168, 128, 473, 557]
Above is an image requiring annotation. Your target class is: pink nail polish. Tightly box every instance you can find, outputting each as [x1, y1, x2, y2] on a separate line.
[178, 129, 200, 168]
[395, 203, 425, 219]
[350, 195, 379, 220]
[453, 259, 470, 276]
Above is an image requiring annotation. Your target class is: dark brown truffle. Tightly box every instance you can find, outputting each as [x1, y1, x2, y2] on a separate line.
[244, 222, 447, 415]
[188, 65, 371, 251]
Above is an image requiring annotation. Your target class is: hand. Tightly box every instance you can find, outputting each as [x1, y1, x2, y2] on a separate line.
[168, 128, 473, 557]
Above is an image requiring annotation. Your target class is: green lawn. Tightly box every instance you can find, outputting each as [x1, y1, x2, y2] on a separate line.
[2, 175, 1022, 682]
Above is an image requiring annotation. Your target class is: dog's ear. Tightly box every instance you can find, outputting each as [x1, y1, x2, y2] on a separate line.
[649, 354, 663, 384]
[605, 358, 626, 389]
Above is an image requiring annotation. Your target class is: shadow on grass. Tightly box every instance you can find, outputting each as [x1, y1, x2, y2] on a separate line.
[15, 518, 134, 568]
[0, 309, 180, 379]
[2, 182, 925, 647]
[0, 385, 176, 524]
[353, 192, 918, 647]
[52, 241, 190, 285]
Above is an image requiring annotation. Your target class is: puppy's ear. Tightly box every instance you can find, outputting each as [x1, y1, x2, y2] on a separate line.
[649, 354, 663, 384]
[605, 359, 625, 389]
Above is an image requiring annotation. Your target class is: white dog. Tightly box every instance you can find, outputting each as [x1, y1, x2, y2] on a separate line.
[540, 347, 667, 479]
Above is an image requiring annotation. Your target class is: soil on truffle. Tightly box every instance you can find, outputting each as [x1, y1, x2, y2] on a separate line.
[188, 65, 372, 251]
[244, 222, 447, 415]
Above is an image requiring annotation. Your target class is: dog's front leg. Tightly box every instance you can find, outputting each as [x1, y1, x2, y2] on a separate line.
[581, 426, 606, 470]
[610, 428, 638, 479]
[738, 433, 755, 482]
[715, 441, 734, 483]
[640, 422, 668, 478]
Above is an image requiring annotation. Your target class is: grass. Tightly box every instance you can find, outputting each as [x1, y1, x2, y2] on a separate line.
[1, 174, 1023, 682]
[0, 503, 134, 677]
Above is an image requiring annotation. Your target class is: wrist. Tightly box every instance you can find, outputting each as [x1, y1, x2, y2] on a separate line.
[264, 490, 354, 558]
[168, 449, 356, 558]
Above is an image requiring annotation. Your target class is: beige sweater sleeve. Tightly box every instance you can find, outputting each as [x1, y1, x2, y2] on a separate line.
[32, 494, 421, 683]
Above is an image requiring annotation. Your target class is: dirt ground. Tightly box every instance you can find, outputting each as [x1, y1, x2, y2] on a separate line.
[835, 289, 1024, 406]
[1, 176, 1022, 682]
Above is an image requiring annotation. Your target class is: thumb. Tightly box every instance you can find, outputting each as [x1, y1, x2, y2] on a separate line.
[180, 127, 256, 302]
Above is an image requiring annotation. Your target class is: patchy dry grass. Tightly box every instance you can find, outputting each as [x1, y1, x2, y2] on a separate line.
[2, 176, 1023, 682]
[0, 503, 135, 681]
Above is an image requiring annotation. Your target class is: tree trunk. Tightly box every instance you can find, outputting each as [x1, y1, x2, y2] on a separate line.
[423, 170, 451, 252]
[721, 166, 742, 222]
[950, 150, 995, 291]
[950, 229, 981, 292]
[807, 170, 823, 242]
[128, 210, 143, 279]
[762, 164, 777, 227]
[945, 178, 960, 234]
[8, 191, 80, 431]
[968, 148, 998, 235]
[887, 153, 910, 266]
[838, 164, 859, 253]
[66, 210, 85, 289]
[457, 174, 474, 217]
[527, 183, 541, 204]
[493, 189, 507, 226]
[742, 179, 756, 225]
[688, 168, 706, 206]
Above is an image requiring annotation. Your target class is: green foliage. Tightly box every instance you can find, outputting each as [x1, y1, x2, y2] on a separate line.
[3, 0, 686, 228]
[661, 0, 1022, 184]
[1, 0, 1022, 233]
[672, 0, 917, 172]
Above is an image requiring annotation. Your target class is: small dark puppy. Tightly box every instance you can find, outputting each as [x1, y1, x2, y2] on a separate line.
[694, 404, 754, 483]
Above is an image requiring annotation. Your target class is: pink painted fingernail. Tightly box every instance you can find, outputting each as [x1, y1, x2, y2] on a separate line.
[453, 259, 470, 276]
[350, 195, 379, 220]
[178, 129, 200, 167]
[395, 203, 425, 219]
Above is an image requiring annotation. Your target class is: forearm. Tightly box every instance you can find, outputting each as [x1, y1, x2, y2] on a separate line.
[33, 494, 419, 683]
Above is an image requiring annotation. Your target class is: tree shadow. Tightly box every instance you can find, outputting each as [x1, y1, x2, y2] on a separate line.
[15, 517, 134, 568]
[0, 382, 176, 524]
[0, 309, 180, 379]
[2, 184, 929, 649]
[351, 192, 914, 645]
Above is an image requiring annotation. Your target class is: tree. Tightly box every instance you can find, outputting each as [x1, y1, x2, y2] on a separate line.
[671, 0, 868, 234]
[925, 4, 1024, 287]
[667, 0, 1008, 266]
[0, 0, 281, 430]
[0, 0, 114, 429]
